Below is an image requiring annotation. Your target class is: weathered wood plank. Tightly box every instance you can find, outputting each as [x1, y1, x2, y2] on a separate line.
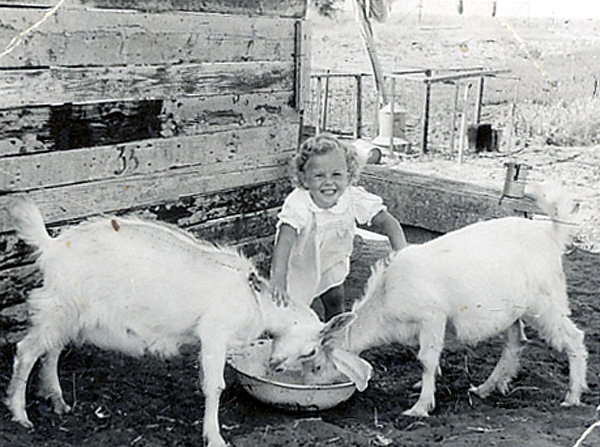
[0, 232, 30, 271]
[0, 263, 39, 309]
[0, 0, 307, 17]
[360, 165, 541, 234]
[84, 0, 307, 16]
[295, 19, 312, 112]
[0, 8, 296, 67]
[0, 263, 38, 345]
[0, 61, 294, 108]
[0, 123, 297, 191]
[236, 233, 276, 277]
[0, 100, 162, 156]
[0, 92, 295, 156]
[185, 208, 279, 243]
[0, 160, 292, 233]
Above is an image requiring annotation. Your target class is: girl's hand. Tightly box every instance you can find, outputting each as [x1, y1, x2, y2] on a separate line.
[269, 278, 289, 307]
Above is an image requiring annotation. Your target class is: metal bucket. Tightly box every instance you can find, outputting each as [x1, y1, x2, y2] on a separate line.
[502, 162, 531, 199]
[372, 103, 409, 151]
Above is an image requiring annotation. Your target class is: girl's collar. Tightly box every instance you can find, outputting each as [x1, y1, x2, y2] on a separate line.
[301, 188, 351, 214]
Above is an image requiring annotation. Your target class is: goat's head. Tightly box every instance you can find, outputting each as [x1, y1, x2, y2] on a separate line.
[267, 303, 326, 372]
[301, 312, 373, 391]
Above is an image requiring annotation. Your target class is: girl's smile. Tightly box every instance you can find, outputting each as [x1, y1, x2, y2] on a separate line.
[301, 149, 349, 209]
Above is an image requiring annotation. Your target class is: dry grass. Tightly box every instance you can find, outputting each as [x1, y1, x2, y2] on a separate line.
[518, 95, 600, 146]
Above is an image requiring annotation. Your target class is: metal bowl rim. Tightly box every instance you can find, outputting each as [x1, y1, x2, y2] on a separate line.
[227, 361, 354, 391]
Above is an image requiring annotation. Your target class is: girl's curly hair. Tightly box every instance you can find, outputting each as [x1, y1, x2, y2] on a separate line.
[290, 133, 362, 188]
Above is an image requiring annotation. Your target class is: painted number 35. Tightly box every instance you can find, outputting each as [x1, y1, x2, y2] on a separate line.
[114, 147, 140, 176]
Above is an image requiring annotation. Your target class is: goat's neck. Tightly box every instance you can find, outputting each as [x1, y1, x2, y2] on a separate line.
[346, 282, 389, 354]
[259, 298, 298, 336]
[346, 314, 382, 354]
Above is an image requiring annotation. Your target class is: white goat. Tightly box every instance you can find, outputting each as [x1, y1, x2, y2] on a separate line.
[303, 184, 588, 416]
[4, 199, 323, 447]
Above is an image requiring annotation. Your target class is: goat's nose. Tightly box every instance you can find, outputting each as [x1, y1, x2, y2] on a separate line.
[268, 358, 284, 372]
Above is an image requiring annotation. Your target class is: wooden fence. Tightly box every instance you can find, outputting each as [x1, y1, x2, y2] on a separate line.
[0, 0, 310, 343]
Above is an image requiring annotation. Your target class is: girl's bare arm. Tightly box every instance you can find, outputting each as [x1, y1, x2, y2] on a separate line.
[370, 210, 407, 251]
[270, 223, 297, 304]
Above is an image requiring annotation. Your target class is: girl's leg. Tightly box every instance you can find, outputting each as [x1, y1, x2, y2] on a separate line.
[320, 285, 345, 321]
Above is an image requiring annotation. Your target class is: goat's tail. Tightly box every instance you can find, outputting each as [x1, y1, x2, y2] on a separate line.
[528, 181, 578, 249]
[10, 198, 53, 250]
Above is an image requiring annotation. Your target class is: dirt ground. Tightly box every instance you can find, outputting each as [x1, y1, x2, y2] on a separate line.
[0, 247, 598, 447]
[2, 9, 600, 447]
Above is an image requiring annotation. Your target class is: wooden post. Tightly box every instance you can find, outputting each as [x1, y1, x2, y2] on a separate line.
[421, 69, 432, 154]
[508, 78, 520, 151]
[293, 21, 302, 112]
[450, 82, 460, 152]
[458, 82, 472, 164]
[355, 74, 363, 139]
[294, 19, 311, 115]
[315, 76, 322, 134]
[375, 75, 386, 141]
[389, 76, 396, 155]
[474, 76, 485, 125]
[321, 70, 331, 132]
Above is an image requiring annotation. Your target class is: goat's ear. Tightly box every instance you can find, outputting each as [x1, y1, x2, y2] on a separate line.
[319, 312, 356, 346]
[330, 348, 373, 392]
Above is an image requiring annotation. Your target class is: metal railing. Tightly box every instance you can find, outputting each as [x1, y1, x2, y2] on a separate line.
[307, 67, 512, 155]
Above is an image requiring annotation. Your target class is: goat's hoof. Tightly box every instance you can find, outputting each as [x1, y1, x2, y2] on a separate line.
[560, 399, 581, 407]
[561, 391, 582, 407]
[13, 416, 34, 430]
[204, 434, 228, 447]
[469, 384, 490, 399]
[497, 383, 510, 396]
[402, 407, 430, 418]
[53, 402, 72, 415]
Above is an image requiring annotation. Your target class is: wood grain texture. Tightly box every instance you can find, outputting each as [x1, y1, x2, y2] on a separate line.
[0, 8, 296, 68]
[0, 0, 306, 16]
[0, 61, 293, 108]
[0, 0, 309, 343]
[0, 161, 294, 233]
[0, 92, 295, 156]
[0, 123, 297, 191]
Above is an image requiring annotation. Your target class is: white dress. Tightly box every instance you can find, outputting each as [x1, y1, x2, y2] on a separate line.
[276, 186, 385, 306]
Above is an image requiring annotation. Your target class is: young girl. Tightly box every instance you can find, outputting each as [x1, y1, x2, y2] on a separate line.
[270, 133, 407, 321]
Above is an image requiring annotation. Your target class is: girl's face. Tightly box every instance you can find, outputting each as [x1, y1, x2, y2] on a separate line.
[301, 148, 349, 209]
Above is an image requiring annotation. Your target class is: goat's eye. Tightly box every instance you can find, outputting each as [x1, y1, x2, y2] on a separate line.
[300, 348, 317, 360]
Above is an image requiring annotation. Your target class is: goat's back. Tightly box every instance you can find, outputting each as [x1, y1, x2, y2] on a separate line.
[17, 210, 262, 357]
[382, 216, 568, 342]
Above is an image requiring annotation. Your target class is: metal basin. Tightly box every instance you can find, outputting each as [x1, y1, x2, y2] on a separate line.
[227, 339, 356, 411]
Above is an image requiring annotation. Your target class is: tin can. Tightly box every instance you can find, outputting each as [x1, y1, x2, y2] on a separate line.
[502, 162, 531, 199]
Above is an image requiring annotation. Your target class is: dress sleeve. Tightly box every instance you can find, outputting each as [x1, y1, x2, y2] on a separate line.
[351, 186, 386, 225]
[277, 189, 309, 233]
